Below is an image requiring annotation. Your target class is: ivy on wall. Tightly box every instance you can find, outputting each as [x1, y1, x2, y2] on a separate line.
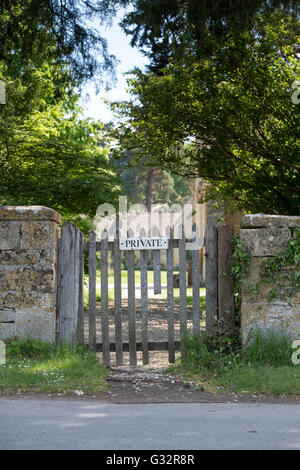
[260, 230, 300, 301]
[231, 235, 252, 321]
[232, 230, 300, 314]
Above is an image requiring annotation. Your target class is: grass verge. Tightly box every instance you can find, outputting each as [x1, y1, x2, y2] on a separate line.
[214, 365, 300, 396]
[0, 339, 108, 396]
[172, 329, 300, 397]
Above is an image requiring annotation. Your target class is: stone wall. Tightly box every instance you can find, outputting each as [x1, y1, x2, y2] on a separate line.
[0, 206, 61, 343]
[240, 214, 300, 344]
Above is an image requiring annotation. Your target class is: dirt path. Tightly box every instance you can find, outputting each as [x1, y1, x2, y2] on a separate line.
[84, 299, 204, 361]
[80, 300, 300, 405]
[106, 366, 223, 403]
[102, 365, 300, 404]
[83, 299, 223, 403]
[84, 298, 198, 372]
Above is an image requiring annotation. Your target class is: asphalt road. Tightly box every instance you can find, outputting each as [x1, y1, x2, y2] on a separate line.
[1, 399, 300, 450]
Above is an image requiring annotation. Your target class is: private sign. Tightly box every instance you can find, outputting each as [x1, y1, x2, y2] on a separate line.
[119, 237, 169, 250]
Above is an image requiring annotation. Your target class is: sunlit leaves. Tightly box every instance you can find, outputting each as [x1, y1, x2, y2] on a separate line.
[112, 12, 300, 214]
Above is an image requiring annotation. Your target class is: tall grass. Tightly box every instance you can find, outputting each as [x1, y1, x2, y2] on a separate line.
[243, 329, 293, 366]
[181, 328, 294, 374]
[181, 331, 241, 374]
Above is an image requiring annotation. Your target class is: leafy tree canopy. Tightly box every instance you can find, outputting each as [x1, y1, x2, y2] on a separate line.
[0, 0, 120, 84]
[0, 60, 120, 231]
[112, 11, 300, 215]
[113, 0, 298, 70]
[116, 159, 190, 207]
[0, 1, 123, 232]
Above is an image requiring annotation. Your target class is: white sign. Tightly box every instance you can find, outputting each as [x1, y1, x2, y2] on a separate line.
[119, 237, 169, 250]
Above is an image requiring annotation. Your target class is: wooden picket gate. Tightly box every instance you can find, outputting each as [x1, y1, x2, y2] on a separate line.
[56, 220, 235, 366]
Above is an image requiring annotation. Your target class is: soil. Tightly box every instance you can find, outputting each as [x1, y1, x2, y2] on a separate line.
[78, 299, 300, 404]
[104, 367, 300, 405]
[2, 367, 300, 404]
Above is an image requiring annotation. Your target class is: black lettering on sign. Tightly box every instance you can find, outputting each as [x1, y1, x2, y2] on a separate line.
[119, 237, 168, 250]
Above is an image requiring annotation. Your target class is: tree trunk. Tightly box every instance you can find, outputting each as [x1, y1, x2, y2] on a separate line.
[145, 168, 155, 212]
[187, 260, 193, 286]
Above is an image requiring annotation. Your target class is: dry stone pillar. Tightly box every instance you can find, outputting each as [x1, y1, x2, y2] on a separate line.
[240, 214, 300, 344]
[0, 206, 61, 343]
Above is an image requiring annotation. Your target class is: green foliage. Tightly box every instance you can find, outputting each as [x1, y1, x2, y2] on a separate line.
[0, 0, 117, 84]
[181, 328, 294, 376]
[113, 148, 191, 207]
[214, 365, 300, 396]
[115, 0, 297, 71]
[7, 338, 54, 359]
[121, 166, 190, 206]
[181, 331, 241, 374]
[179, 328, 300, 396]
[214, 330, 298, 396]
[231, 235, 252, 317]
[6, 338, 91, 361]
[1, 339, 108, 395]
[231, 229, 300, 307]
[0, 1, 121, 229]
[0, 61, 120, 228]
[260, 230, 300, 300]
[243, 329, 293, 366]
[113, 12, 300, 214]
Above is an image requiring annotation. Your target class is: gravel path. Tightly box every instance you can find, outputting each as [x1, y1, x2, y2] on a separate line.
[84, 299, 205, 367]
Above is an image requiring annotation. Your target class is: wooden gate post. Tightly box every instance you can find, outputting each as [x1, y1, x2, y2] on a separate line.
[205, 223, 218, 335]
[205, 223, 235, 336]
[217, 223, 235, 335]
[56, 222, 84, 345]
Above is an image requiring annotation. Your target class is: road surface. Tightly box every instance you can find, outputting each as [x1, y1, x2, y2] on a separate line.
[0, 399, 300, 450]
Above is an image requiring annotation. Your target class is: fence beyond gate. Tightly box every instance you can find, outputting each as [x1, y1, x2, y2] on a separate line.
[56, 220, 235, 366]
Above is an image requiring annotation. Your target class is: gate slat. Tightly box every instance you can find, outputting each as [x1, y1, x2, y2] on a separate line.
[114, 221, 123, 365]
[179, 225, 187, 354]
[76, 230, 84, 344]
[140, 249, 149, 364]
[72, 225, 81, 345]
[101, 232, 110, 366]
[88, 230, 96, 350]
[152, 251, 161, 294]
[192, 223, 200, 337]
[206, 223, 218, 335]
[152, 224, 161, 294]
[167, 227, 175, 363]
[127, 230, 137, 366]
